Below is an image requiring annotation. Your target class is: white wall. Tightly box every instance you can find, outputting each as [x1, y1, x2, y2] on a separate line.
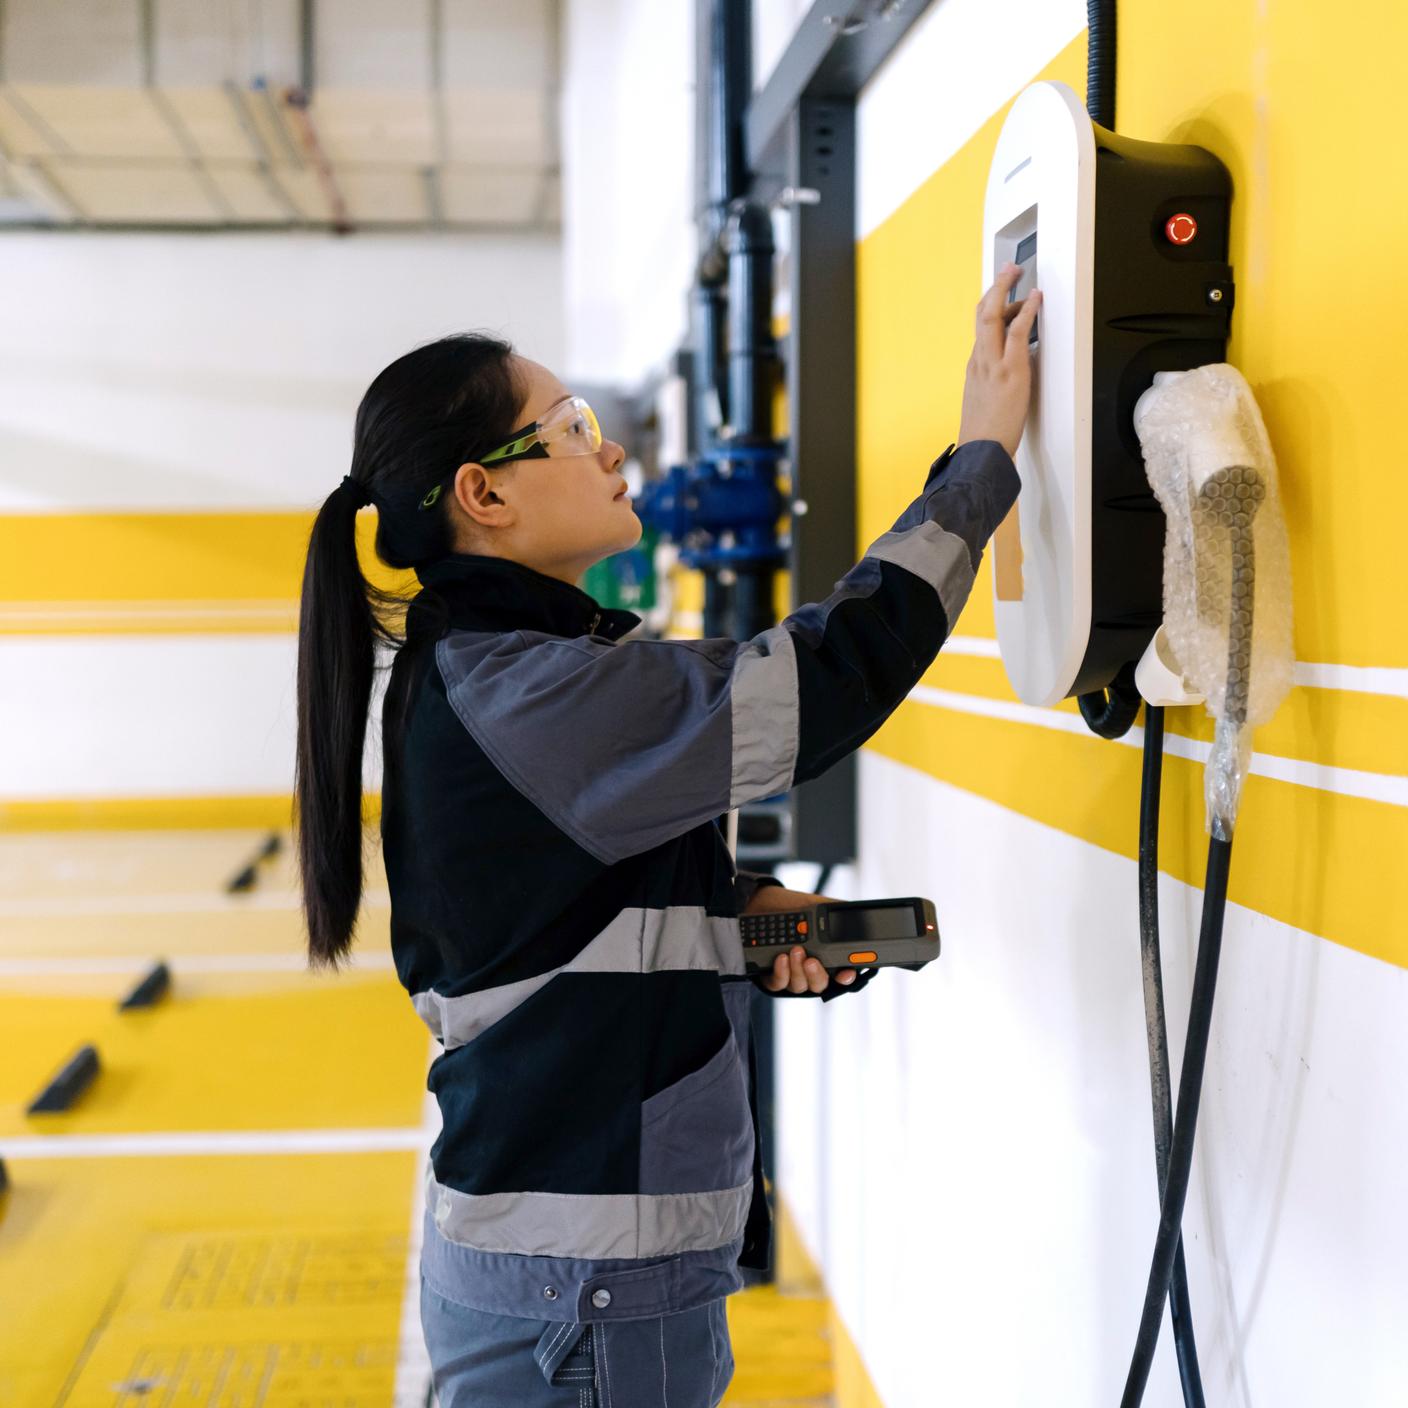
[772, 2, 1408, 1405]
[0, 230, 563, 511]
[0, 229, 562, 799]
[752, 0, 811, 93]
[558, 0, 805, 390]
[778, 756, 1408, 1406]
[560, 0, 696, 389]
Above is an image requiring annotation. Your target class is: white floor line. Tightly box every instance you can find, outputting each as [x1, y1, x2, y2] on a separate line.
[0, 952, 395, 977]
[0, 1127, 434, 1160]
[393, 1036, 444, 1408]
[945, 634, 1408, 699]
[0, 888, 391, 918]
[909, 685, 1408, 809]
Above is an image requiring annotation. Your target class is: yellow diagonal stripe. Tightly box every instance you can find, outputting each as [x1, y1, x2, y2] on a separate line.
[866, 699, 1406, 971]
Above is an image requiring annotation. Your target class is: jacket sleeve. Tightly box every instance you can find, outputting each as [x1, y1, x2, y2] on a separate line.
[435, 438, 1019, 867]
[733, 867, 785, 913]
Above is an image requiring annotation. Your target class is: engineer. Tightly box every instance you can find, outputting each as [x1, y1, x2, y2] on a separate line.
[294, 265, 1039, 1405]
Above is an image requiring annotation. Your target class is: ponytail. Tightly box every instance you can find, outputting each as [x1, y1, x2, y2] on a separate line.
[294, 332, 522, 968]
[295, 481, 384, 968]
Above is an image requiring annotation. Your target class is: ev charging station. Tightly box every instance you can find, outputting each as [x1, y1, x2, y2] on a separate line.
[982, 79, 1235, 710]
[982, 75, 1294, 1408]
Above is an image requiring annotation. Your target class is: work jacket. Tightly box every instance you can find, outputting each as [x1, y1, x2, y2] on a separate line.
[378, 437, 1019, 1327]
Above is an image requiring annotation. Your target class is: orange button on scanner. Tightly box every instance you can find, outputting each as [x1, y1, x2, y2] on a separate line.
[848, 951, 878, 965]
[796, 920, 808, 934]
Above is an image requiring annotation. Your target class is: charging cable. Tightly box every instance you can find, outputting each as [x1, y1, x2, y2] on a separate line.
[1134, 705, 1206, 1407]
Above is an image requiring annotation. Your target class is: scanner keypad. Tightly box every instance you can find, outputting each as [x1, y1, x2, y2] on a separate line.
[742, 912, 810, 948]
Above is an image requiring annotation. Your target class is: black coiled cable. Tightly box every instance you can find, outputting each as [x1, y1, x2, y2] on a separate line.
[1079, 660, 1143, 739]
[1086, 0, 1117, 129]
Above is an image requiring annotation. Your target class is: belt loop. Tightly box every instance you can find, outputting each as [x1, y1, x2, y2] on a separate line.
[535, 1319, 586, 1382]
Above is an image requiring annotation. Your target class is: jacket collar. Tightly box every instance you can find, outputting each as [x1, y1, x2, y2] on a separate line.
[411, 552, 642, 641]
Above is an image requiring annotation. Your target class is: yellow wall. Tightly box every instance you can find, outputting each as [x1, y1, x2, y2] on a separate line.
[857, 12, 1408, 972]
[0, 513, 415, 635]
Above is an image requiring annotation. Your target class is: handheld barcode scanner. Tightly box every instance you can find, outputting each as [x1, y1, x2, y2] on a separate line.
[740, 897, 940, 978]
[982, 79, 1234, 717]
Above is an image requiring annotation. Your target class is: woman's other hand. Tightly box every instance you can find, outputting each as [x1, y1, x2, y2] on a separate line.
[956, 261, 1041, 459]
[743, 885, 856, 993]
[757, 944, 857, 994]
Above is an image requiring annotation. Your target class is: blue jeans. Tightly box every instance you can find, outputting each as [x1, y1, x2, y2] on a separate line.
[421, 1275, 737, 1407]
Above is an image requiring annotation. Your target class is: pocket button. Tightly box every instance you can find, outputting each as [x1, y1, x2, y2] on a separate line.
[543, 1286, 558, 1300]
[591, 1289, 612, 1308]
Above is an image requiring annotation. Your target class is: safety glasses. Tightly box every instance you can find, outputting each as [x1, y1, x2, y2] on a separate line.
[419, 395, 603, 510]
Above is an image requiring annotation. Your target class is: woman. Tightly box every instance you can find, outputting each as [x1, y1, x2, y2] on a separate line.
[295, 264, 1039, 1407]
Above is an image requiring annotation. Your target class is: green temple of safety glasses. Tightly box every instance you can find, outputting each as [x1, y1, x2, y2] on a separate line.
[419, 395, 603, 510]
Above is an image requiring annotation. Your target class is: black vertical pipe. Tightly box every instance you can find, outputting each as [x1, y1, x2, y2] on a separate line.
[695, 0, 752, 451]
[726, 200, 777, 445]
[732, 570, 774, 643]
[300, 0, 316, 96]
[703, 569, 732, 640]
[731, 194, 783, 644]
[694, 281, 727, 453]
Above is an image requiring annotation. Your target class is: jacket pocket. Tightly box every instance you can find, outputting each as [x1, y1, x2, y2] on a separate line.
[639, 1030, 754, 1195]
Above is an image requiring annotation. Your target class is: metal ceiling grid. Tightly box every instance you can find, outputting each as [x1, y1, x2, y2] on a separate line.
[0, 0, 562, 232]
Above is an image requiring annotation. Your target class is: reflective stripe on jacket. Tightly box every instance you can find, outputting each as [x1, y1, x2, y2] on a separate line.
[379, 437, 1019, 1322]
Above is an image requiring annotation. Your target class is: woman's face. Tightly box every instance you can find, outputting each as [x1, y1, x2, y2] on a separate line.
[449, 354, 642, 585]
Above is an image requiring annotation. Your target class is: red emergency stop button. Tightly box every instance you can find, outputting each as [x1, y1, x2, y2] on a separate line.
[1165, 213, 1198, 245]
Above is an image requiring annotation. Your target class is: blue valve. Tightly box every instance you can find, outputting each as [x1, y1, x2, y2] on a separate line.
[635, 442, 789, 571]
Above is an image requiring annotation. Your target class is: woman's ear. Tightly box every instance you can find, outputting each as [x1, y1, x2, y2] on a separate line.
[453, 462, 513, 527]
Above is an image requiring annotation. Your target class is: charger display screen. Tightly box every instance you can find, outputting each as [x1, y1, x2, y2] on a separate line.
[1012, 230, 1038, 344]
[827, 903, 920, 943]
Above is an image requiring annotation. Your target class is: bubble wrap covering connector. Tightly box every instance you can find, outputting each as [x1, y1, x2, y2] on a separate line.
[1133, 364, 1294, 838]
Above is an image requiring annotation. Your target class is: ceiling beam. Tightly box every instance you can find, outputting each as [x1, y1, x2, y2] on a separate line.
[222, 80, 302, 223]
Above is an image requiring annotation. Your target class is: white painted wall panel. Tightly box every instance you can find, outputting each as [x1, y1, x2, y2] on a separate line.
[774, 750, 1408, 1406]
[855, 0, 1085, 240]
[34, 634, 295, 799]
[752, 0, 811, 94]
[561, 0, 695, 387]
[0, 634, 392, 797]
[0, 230, 562, 512]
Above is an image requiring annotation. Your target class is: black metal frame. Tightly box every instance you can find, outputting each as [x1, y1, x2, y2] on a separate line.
[691, 0, 936, 1291]
[741, 0, 937, 867]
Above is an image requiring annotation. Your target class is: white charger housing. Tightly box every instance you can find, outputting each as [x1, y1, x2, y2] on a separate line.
[981, 80, 1234, 708]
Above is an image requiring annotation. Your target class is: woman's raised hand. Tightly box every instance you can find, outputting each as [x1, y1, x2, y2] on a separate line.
[956, 261, 1041, 459]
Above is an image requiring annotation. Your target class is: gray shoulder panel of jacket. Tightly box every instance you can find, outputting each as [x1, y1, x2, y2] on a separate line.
[867, 438, 1017, 627]
[434, 625, 799, 866]
[893, 439, 1018, 557]
[865, 519, 975, 632]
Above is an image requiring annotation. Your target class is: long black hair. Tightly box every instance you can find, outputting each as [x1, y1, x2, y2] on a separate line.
[295, 332, 524, 969]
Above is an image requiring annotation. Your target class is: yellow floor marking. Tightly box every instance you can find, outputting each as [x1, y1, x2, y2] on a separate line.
[724, 1285, 835, 1404]
[0, 830, 872, 1406]
[765, 1195, 886, 1408]
[0, 828, 390, 960]
[0, 1153, 418, 1408]
[0, 973, 427, 1137]
[0, 829, 321, 902]
[60, 1226, 407, 1407]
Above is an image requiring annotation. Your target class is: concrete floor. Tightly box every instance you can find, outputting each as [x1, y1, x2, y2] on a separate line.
[0, 829, 845, 1407]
